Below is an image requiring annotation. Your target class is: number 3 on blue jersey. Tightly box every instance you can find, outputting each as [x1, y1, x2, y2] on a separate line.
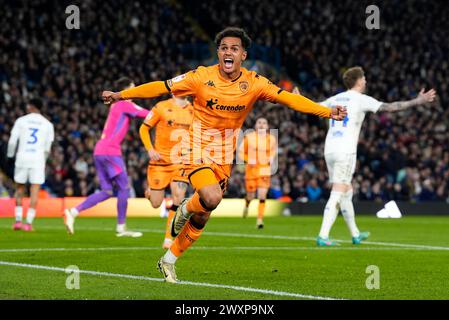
[27, 128, 39, 144]
[331, 115, 349, 127]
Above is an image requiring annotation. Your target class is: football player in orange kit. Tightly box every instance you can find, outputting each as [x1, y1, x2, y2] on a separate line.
[139, 95, 193, 249]
[102, 27, 347, 283]
[239, 117, 277, 229]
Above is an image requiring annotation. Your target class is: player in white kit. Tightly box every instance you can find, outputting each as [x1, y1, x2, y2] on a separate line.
[7, 98, 55, 231]
[317, 67, 436, 246]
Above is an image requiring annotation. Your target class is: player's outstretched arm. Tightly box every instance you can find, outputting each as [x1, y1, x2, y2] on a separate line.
[102, 81, 169, 105]
[276, 90, 347, 120]
[378, 88, 436, 112]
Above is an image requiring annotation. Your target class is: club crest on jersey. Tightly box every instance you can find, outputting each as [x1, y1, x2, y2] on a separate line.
[239, 81, 249, 93]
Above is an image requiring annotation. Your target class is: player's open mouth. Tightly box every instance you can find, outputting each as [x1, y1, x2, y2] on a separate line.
[224, 58, 234, 69]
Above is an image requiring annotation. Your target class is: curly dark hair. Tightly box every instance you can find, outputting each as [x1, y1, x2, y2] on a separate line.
[214, 27, 252, 50]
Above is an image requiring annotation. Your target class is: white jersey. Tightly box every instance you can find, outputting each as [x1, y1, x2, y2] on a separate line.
[7, 113, 54, 168]
[322, 90, 382, 155]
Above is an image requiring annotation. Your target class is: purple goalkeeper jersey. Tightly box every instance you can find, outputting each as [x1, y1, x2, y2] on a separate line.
[94, 100, 149, 156]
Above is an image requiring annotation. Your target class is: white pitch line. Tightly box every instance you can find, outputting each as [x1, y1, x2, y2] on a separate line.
[2, 225, 449, 251]
[0, 246, 440, 253]
[0, 260, 343, 300]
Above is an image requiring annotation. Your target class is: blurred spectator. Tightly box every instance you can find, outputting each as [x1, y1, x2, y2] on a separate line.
[306, 179, 321, 202]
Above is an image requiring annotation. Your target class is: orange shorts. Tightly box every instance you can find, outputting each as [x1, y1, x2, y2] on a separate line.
[245, 164, 271, 192]
[147, 163, 189, 190]
[245, 175, 271, 193]
[185, 162, 232, 193]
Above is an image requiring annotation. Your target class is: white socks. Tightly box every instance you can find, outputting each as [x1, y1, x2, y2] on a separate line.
[163, 249, 178, 264]
[15, 206, 37, 224]
[26, 208, 36, 224]
[116, 224, 126, 233]
[70, 207, 79, 217]
[319, 191, 342, 239]
[15, 206, 23, 222]
[340, 189, 360, 237]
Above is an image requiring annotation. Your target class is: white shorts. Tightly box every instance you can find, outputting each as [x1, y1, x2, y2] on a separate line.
[325, 153, 356, 185]
[14, 167, 45, 185]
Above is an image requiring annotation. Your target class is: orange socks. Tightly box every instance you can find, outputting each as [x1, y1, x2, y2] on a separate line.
[186, 192, 211, 215]
[170, 220, 204, 257]
[165, 208, 176, 240]
[258, 199, 266, 220]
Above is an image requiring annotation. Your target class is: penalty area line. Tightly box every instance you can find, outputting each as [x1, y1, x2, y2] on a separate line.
[0, 260, 344, 300]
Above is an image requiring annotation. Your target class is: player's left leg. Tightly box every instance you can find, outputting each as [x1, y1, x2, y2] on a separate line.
[64, 156, 113, 234]
[243, 189, 255, 218]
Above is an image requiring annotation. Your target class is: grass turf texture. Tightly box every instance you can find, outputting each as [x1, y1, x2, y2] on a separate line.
[0, 216, 448, 300]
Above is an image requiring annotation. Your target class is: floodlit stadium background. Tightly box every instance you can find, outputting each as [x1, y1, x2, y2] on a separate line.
[0, 0, 448, 210]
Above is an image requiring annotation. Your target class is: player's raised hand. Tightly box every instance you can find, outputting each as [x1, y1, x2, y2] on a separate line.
[102, 91, 122, 105]
[330, 105, 347, 121]
[148, 149, 161, 161]
[417, 88, 436, 104]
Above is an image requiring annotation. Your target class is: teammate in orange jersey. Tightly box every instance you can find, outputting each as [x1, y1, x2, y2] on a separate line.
[102, 27, 347, 283]
[139, 95, 193, 249]
[238, 117, 277, 229]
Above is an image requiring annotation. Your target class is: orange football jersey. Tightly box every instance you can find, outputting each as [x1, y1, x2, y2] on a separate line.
[143, 98, 194, 164]
[165, 65, 282, 165]
[239, 130, 277, 177]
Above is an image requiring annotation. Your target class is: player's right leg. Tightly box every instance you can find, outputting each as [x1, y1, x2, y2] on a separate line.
[243, 170, 257, 218]
[158, 167, 223, 283]
[21, 183, 40, 231]
[317, 153, 346, 246]
[243, 190, 255, 218]
[64, 156, 113, 234]
[145, 188, 165, 208]
[256, 185, 269, 229]
[13, 182, 26, 231]
[12, 166, 29, 230]
[146, 164, 174, 246]
[336, 154, 369, 244]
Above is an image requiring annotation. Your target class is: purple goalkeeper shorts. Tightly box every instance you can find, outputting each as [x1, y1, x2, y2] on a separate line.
[94, 155, 128, 191]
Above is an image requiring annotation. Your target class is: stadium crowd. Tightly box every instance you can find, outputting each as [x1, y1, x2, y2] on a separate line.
[1, 0, 448, 203]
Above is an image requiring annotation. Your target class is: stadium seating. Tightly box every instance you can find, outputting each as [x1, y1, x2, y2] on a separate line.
[0, 0, 447, 203]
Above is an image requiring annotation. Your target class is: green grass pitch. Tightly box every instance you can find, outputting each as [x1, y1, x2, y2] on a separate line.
[0, 215, 448, 300]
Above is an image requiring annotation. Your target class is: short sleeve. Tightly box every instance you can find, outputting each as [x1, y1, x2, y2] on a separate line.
[255, 75, 283, 103]
[165, 69, 199, 97]
[361, 94, 383, 113]
[143, 105, 161, 127]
